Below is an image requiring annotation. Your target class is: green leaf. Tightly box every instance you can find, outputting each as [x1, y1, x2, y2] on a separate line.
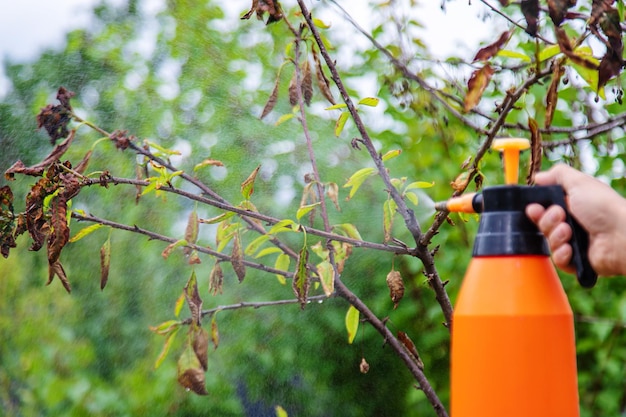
[325, 103, 348, 110]
[538, 44, 561, 62]
[332, 223, 362, 240]
[275, 405, 289, 417]
[275, 113, 295, 126]
[334, 111, 350, 136]
[174, 291, 186, 318]
[357, 97, 380, 107]
[245, 234, 271, 256]
[345, 305, 360, 344]
[153, 326, 180, 370]
[292, 247, 310, 309]
[275, 253, 290, 285]
[149, 319, 182, 336]
[268, 219, 298, 234]
[343, 167, 376, 200]
[317, 261, 334, 296]
[497, 49, 531, 62]
[145, 140, 181, 156]
[312, 17, 331, 29]
[69, 223, 104, 243]
[383, 199, 398, 243]
[571, 63, 606, 99]
[255, 247, 283, 258]
[404, 180, 435, 190]
[405, 192, 419, 206]
[296, 202, 321, 220]
[381, 149, 402, 162]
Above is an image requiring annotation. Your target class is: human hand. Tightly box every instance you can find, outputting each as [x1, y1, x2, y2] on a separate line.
[526, 164, 626, 277]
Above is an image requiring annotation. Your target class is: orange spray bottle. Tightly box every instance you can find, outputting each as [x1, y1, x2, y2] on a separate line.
[438, 138, 597, 417]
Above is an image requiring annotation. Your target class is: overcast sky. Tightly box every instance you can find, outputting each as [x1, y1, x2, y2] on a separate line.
[0, 0, 495, 96]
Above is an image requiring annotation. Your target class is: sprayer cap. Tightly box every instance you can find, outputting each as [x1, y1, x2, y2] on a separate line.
[492, 138, 530, 185]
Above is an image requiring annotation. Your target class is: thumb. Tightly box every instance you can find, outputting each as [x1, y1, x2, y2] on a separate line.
[534, 164, 585, 193]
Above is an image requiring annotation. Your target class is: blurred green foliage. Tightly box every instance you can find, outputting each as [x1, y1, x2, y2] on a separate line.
[0, 1, 624, 416]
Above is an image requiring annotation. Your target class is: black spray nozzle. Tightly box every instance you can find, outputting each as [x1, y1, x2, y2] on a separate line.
[436, 185, 597, 288]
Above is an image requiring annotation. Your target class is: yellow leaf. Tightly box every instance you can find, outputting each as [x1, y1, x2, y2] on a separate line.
[69, 223, 104, 243]
[343, 167, 376, 200]
[382, 149, 402, 162]
[345, 305, 360, 344]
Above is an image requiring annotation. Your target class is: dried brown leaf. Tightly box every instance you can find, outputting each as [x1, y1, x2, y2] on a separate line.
[313, 47, 335, 104]
[473, 30, 512, 62]
[48, 261, 71, 293]
[231, 231, 246, 283]
[184, 271, 203, 326]
[598, 49, 624, 91]
[177, 343, 208, 396]
[527, 118, 543, 185]
[260, 72, 281, 119]
[548, 0, 576, 26]
[47, 195, 69, 265]
[545, 62, 564, 129]
[209, 261, 224, 295]
[555, 27, 599, 69]
[192, 326, 209, 371]
[100, 237, 111, 290]
[359, 357, 370, 374]
[386, 270, 405, 309]
[288, 70, 298, 106]
[464, 64, 495, 112]
[397, 331, 424, 370]
[5, 130, 76, 180]
[301, 60, 313, 106]
[521, 0, 540, 36]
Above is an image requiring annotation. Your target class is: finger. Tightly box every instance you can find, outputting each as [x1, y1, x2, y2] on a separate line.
[537, 205, 567, 236]
[551, 243, 575, 273]
[525, 203, 546, 223]
[547, 222, 572, 253]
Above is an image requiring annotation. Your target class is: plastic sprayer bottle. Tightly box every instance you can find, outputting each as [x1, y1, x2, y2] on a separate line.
[437, 138, 597, 417]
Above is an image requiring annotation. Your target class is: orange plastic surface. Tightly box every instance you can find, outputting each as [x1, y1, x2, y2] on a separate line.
[492, 138, 530, 185]
[444, 193, 477, 213]
[451, 255, 579, 417]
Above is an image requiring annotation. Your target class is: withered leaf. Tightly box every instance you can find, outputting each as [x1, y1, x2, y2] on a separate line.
[209, 261, 224, 295]
[177, 343, 208, 396]
[548, 0, 576, 27]
[527, 118, 543, 185]
[183, 209, 199, 257]
[192, 326, 209, 371]
[74, 150, 92, 175]
[555, 27, 599, 70]
[260, 71, 281, 119]
[312, 47, 335, 104]
[240, 165, 261, 200]
[359, 357, 370, 374]
[37, 104, 71, 144]
[292, 246, 310, 309]
[386, 270, 405, 309]
[598, 49, 624, 91]
[47, 194, 70, 266]
[241, 0, 283, 25]
[184, 271, 203, 326]
[231, 231, 246, 283]
[56, 86, 75, 110]
[397, 331, 424, 370]
[100, 237, 111, 290]
[473, 30, 512, 62]
[521, 0, 540, 36]
[288, 70, 298, 106]
[5, 130, 76, 180]
[48, 261, 71, 293]
[109, 130, 135, 150]
[301, 60, 313, 106]
[545, 62, 564, 129]
[464, 64, 495, 112]
[0, 185, 16, 258]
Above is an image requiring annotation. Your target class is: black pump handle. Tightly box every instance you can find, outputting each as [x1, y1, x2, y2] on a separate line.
[534, 185, 598, 288]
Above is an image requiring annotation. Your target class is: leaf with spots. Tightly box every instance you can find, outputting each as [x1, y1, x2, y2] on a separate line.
[292, 246, 310, 309]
